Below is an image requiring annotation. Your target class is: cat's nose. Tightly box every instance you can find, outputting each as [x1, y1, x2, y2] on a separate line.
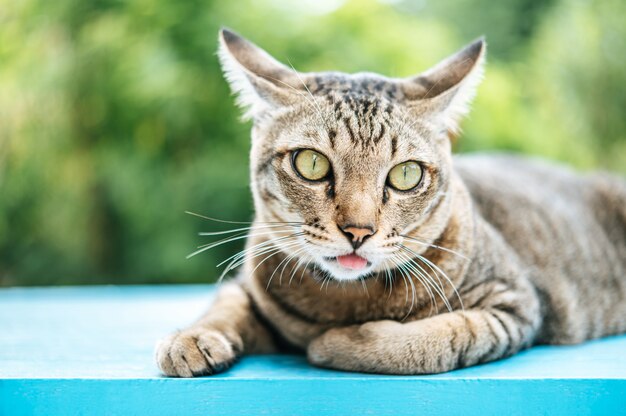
[340, 224, 376, 250]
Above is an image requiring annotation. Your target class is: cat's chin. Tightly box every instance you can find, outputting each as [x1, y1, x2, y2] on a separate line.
[318, 256, 376, 282]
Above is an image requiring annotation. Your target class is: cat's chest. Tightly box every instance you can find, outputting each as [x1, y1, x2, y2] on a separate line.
[244, 268, 440, 348]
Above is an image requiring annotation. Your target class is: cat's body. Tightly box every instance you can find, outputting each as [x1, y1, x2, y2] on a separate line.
[457, 155, 626, 344]
[155, 30, 626, 376]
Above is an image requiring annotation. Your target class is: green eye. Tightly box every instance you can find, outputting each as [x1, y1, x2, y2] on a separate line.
[293, 149, 331, 181]
[387, 161, 423, 191]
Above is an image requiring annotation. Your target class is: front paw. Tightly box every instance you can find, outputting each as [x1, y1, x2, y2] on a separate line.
[155, 328, 241, 377]
[307, 327, 354, 368]
[307, 321, 402, 372]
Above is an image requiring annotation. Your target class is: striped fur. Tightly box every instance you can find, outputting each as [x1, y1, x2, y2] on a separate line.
[156, 30, 626, 376]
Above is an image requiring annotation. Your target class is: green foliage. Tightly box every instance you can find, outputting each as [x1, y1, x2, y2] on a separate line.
[1, 0, 624, 285]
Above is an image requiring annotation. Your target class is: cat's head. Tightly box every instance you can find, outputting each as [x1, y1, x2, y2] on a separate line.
[218, 29, 485, 282]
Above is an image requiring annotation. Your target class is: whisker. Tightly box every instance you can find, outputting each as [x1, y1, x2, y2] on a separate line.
[388, 254, 417, 316]
[196, 230, 249, 249]
[286, 255, 306, 287]
[401, 234, 469, 261]
[392, 252, 435, 318]
[359, 276, 370, 298]
[297, 256, 314, 285]
[215, 233, 302, 268]
[300, 256, 314, 283]
[244, 242, 304, 290]
[398, 249, 452, 313]
[196, 228, 296, 251]
[269, 246, 307, 288]
[185, 210, 303, 225]
[401, 245, 465, 313]
[218, 239, 302, 282]
[187, 230, 302, 259]
[216, 236, 303, 281]
[199, 223, 298, 236]
[381, 259, 394, 299]
[278, 250, 304, 286]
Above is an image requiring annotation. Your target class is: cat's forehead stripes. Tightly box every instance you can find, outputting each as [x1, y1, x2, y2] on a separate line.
[303, 73, 409, 150]
[302, 84, 400, 153]
[307, 73, 403, 101]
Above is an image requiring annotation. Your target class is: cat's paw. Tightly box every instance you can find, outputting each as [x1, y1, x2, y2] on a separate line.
[307, 321, 402, 371]
[155, 328, 241, 377]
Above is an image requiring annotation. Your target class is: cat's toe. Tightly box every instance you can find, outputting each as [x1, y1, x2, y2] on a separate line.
[155, 329, 238, 377]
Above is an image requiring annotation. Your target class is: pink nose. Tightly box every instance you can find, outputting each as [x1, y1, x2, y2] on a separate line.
[340, 225, 376, 249]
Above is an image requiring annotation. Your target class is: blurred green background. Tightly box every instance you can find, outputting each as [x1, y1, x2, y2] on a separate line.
[1, 0, 625, 286]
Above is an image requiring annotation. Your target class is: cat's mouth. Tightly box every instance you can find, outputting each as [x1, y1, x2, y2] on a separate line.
[325, 253, 371, 271]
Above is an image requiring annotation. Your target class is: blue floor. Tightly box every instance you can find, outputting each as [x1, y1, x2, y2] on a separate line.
[1, 285, 625, 415]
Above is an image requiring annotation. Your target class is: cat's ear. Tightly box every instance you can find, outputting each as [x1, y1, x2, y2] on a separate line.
[218, 28, 303, 120]
[401, 38, 486, 135]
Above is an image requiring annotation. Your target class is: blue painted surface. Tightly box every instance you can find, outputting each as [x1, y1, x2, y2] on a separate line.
[1, 285, 625, 415]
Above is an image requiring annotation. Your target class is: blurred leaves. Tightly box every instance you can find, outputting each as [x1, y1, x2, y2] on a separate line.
[0, 0, 624, 285]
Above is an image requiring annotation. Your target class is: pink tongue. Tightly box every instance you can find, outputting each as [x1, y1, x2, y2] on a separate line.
[336, 254, 368, 270]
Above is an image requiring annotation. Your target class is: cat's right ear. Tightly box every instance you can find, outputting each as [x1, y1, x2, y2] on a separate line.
[400, 38, 486, 135]
[218, 29, 302, 120]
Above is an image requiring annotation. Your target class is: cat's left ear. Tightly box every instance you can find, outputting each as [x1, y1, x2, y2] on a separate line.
[400, 38, 486, 135]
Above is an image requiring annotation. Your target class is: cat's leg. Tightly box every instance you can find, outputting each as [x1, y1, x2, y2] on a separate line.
[307, 286, 541, 374]
[155, 282, 276, 377]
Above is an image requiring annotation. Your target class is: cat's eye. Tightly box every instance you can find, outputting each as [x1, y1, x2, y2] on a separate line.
[387, 161, 423, 191]
[292, 149, 331, 181]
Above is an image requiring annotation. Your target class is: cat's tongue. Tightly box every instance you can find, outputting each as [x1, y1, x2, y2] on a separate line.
[336, 254, 368, 270]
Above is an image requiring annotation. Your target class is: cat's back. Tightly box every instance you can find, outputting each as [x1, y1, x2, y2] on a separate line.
[453, 153, 625, 247]
[454, 152, 626, 264]
[454, 153, 590, 210]
[454, 153, 626, 343]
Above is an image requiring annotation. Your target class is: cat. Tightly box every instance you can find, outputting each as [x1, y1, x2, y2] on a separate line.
[155, 28, 626, 376]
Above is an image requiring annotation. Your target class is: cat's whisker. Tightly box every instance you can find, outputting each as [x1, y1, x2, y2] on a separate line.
[398, 249, 453, 313]
[290, 254, 313, 287]
[188, 230, 301, 259]
[279, 250, 304, 287]
[195, 228, 298, 251]
[239, 241, 304, 290]
[220, 238, 302, 279]
[396, 247, 451, 311]
[396, 251, 438, 317]
[393, 251, 437, 318]
[268, 246, 307, 288]
[199, 223, 300, 236]
[216, 235, 304, 281]
[400, 245, 466, 313]
[222, 242, 294, 279]
[381, 259, 394, 299]
[285, 255, 305, 287]
[417, 253, 465, 314]
[319, 274, 329, 292]
[196, 230, 249, 249]
[393, 258, 410, 305]
[304, 260, 320, 285]
[215, 233, 304, 268]
[359, 276, 370, 298]
[401, 252, 448, 307]
[388, 254, 419, 318]
[401, 234, 469, 261]
[185, 210, 303, 225]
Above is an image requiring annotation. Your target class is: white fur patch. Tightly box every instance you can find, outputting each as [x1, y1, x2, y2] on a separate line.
[217, 37, 272, 121]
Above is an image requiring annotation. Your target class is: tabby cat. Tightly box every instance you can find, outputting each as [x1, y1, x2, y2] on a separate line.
[155, 29, 626, 376]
